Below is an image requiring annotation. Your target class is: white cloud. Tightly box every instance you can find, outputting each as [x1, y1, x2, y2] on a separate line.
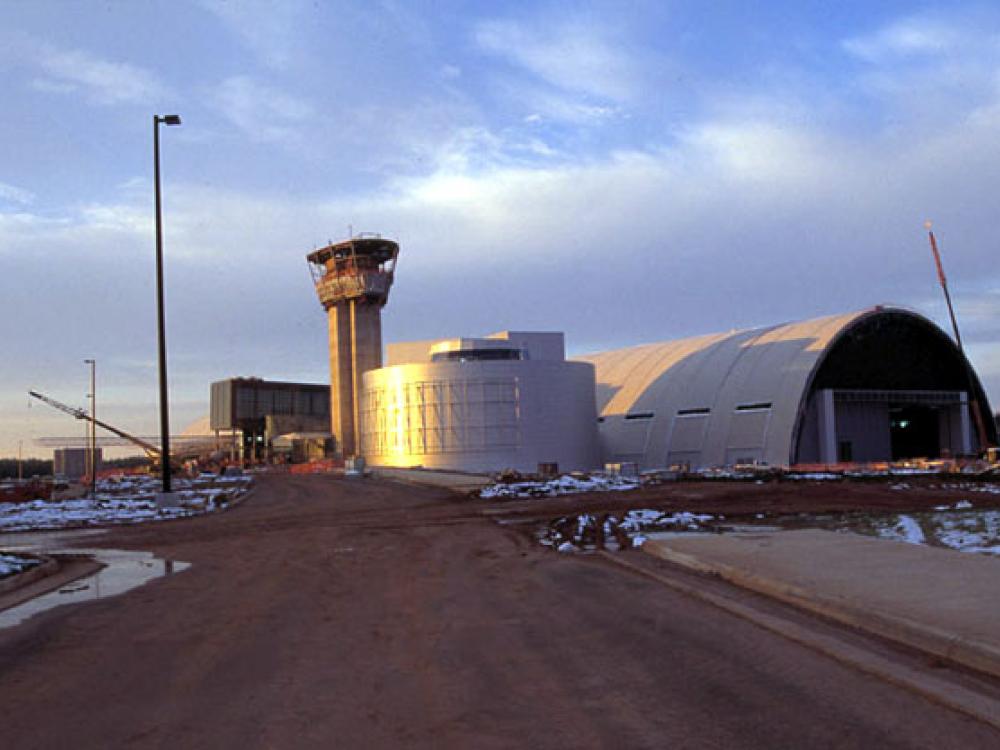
[496, 77, 623, 124]
[32, 44, 169, 105]
[0, 181, 35, 205]
[842, 17, 969, 62]
[199, 0, 310, 69]
[28, 78, 78, 95]
[475, 18, 639, 102]
[212, 76, 314, 143]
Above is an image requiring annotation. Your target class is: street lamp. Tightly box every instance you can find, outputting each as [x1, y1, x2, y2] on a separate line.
[84, 358, 96, 498]
[154, 114, 181, 493]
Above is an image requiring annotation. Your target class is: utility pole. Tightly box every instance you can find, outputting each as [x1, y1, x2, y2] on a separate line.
[153, 113, 182, 494]
[17, 440, 22, 482]
[924, 221, 991, 452]
[85, 358, 96, 498]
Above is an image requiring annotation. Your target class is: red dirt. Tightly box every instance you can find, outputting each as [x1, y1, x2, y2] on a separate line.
[480, 476, 1000, 520]
[1, 475, 998, 748]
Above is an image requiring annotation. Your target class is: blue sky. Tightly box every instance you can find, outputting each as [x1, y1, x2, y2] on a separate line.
[2, 1, 999, 456]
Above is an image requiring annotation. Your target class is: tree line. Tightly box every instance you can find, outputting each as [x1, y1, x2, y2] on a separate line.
[0, 455, 151, 480]
[0, 458, 52, 479]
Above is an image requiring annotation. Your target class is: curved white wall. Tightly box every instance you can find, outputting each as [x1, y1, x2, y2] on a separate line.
[360, 360, 599, 473]
[578, 307, 994, 469]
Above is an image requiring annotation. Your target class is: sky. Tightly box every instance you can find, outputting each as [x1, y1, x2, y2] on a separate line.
[2, 0, 1000, 458]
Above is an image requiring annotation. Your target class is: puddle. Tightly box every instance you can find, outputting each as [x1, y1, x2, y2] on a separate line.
[0, 548, 190, 630]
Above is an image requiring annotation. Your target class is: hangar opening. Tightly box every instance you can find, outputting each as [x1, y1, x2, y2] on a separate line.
[795, 310, 997, 463]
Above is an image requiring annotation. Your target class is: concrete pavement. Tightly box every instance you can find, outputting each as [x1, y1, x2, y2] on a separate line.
[643, 530, 1000, 680]
[370, 466, 491, 491]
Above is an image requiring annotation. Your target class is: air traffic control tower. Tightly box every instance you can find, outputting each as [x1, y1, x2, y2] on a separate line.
[307, 235, 399, 457]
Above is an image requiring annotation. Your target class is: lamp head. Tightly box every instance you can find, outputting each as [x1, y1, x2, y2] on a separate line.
[158, 114, 182, 126]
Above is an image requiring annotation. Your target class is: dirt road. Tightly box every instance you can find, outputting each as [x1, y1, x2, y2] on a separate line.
[1, 475, 997, 748]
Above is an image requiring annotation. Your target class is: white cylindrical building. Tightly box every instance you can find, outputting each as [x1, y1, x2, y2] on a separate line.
[360, 332, 599, 473]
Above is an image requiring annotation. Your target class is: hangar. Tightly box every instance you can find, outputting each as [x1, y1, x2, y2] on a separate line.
[580, 307, 996, 470]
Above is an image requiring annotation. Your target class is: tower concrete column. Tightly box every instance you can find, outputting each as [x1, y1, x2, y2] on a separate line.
[308, 236, 398, 458]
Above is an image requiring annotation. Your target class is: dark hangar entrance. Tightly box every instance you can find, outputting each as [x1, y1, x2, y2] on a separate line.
[794, 311, 996, 464]
[889, 404, 940, 460]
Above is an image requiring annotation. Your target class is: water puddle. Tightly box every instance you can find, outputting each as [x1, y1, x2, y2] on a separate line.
[0, 548, 189, 630]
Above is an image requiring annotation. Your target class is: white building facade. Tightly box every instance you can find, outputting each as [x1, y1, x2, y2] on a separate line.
[579, 307, 995, 470]
[360, 332, 599, 473]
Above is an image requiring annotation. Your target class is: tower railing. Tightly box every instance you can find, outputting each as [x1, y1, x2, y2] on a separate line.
[314, 270, 393, 307]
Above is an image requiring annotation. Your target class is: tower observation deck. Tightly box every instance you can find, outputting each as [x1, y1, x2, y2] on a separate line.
[307, 235, 399, 457]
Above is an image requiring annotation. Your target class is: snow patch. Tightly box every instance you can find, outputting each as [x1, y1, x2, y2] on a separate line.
[0, 474, 252, 532]
[0, 553, 41, 578]
[480, 473, 640, 499]
[864, 508, 1000, 557]
[881, 515, 926, 545]
[538, 508, 716, 552]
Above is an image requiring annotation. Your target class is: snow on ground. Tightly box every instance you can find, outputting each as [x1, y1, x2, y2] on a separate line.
[0, 553, 41, 579]
[538, 508, 717, 552]
[619, 509, 715, 532]
[786, 473, 843, 481]
[480, 473, 640, 499]
[938, 484, 1000, 496]
[852, 506, 1000, 557]
[881, 515, 926, 545]
[0, 474, 252, 532]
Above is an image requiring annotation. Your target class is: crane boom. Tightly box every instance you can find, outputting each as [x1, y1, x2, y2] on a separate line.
[28, 390, 165, 459]
[923, 225, 992, 452]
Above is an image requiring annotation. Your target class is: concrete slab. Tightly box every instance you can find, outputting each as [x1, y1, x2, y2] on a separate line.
[370, 467, 491, 492]
[643, 530, 1000, 679]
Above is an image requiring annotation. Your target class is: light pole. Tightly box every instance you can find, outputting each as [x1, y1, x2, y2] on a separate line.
[154, 114, 181, 493]
[84, 358, 96, 498]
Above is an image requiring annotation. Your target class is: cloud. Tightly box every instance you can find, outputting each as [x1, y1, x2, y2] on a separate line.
[842, 18, 964, 62]
[30, 43, 169, 105]
[212, 76, 314, 143]
[474, 18, 639, 102]
[839, 12, 1000, 122]
[489, 76, 623, 125]
[0, 181, 35, 205]
[199, 0, 310, 69]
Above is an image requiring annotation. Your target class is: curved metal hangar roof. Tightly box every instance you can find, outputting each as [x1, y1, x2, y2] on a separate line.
[578, 307, 996, 469]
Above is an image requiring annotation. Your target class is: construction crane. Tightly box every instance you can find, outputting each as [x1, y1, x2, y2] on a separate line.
[923, 222, 993, 453]
[28, 389, 175, 466]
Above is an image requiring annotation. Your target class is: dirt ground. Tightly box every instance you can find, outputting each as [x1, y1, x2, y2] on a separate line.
[1, 474, 998, 749]
[482, 475, 1000, 521]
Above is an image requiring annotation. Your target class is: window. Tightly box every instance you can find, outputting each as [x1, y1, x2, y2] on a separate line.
[431, 348, 522, 362]
[735, 402, 772, 412]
